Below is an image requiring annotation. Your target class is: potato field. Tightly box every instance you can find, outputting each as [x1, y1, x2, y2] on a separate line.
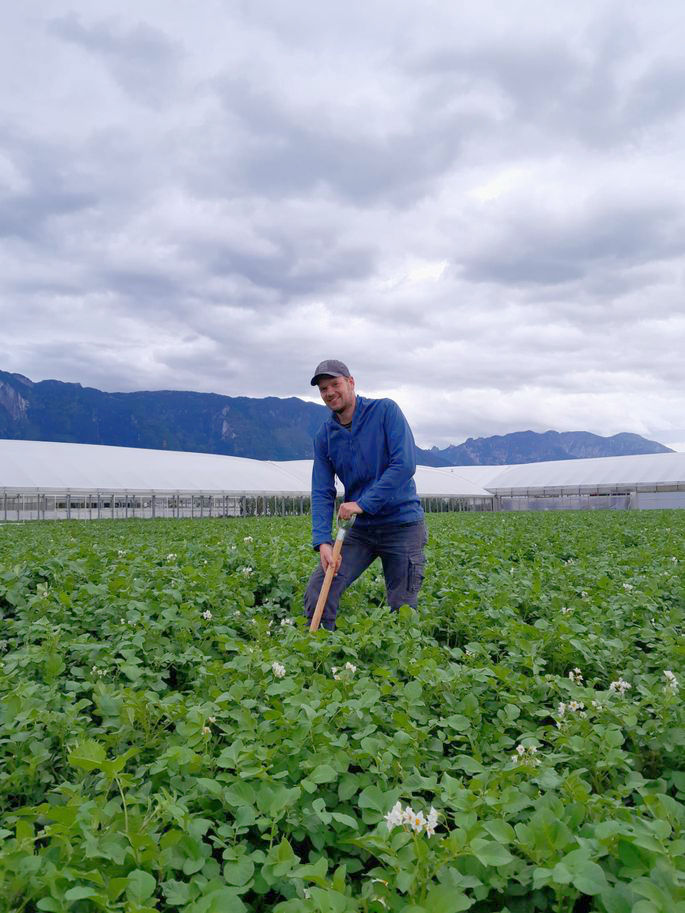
[1, 511, 684, 913]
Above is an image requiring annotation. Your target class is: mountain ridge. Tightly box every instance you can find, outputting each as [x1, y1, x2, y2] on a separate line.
[0, 370, 672, 465]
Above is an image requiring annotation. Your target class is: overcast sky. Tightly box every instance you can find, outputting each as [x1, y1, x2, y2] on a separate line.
[1, 1, 685, 449]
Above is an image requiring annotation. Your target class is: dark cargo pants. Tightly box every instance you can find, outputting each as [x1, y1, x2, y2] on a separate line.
[304, 520, 428, 630]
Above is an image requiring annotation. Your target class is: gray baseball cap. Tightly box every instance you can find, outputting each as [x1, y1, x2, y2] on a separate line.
[310, 359, 351, 386]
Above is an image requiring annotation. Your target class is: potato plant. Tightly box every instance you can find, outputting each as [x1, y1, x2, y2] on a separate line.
[0, 511, 684, 912]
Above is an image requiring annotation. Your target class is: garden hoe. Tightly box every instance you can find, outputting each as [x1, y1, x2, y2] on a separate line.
[309, 515, 356, 632]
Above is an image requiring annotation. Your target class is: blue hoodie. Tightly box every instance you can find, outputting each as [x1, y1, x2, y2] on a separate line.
[311, 395, 423, 548]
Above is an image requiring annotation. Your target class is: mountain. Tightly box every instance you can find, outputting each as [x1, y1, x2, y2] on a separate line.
[0, 370, 327, 461]
[429, 429, 672, 465]
[0, 370, 673, 464]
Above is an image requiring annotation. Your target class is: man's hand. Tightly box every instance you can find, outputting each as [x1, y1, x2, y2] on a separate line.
[319, 543, 342, 575]
[338, 501, 363, 522]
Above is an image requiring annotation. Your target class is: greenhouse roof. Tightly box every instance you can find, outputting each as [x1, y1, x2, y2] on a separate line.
[486, 451, 685, 493]
[3, 439, 684, 499]
[0, 440, 493, 498]
[0, 440, 311, 495]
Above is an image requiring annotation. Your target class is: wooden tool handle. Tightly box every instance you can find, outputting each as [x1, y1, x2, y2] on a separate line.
[309, 531, 345, 632]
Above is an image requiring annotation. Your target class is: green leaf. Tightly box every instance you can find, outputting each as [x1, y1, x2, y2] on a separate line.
[551, 862, 573, 885]
[469, 838, 514, 867]
[444, 714, 471, 732]
[312, 797, 332, 823]
[310, 763, 338, 783]
[162, 880, 194, 906]
[68, 739, 106, 772]
[337, 774, 359, 801]
[570, 860, 608, 896]
[65, 886, 99, 901]
[126, 869, 156, 904]
[358, 785, 387, 812]
[599, 885, 635, 913]
[224, 781, 255, 806]
[396, 869, 414, 893]
[16, 820, 34, 842]
[188, 888, 247, 913]
[223, 857, 254, 886]
[529, 808, 574, 852]
[276, 838, 296, 863]
[292, 857, 328, 886]
[331, 812, 357, 828]
[101, 748, 138, 779]
[482, 820, 515, 843]
[453, 755, 485, 774]
[424, 885, 473, 912]
[404, 680, 423, 702]
[99, 833, 129, 865]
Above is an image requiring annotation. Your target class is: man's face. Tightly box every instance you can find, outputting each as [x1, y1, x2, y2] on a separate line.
[317, 375, 355, 414]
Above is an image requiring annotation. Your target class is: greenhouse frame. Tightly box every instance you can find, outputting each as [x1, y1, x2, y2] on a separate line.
[1, 440, 684, 522]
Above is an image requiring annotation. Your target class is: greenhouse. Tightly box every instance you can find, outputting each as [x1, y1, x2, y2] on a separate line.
[1, 439, 684, 521]
[0, 440, 493, 521]
[488, 452, 685, 511]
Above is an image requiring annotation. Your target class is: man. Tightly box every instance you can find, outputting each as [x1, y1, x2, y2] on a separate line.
[304, 359, 427, 629]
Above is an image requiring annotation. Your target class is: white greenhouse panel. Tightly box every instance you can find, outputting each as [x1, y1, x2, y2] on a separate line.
[3, 441, 685, 515]
[487, 452, 685, 493]
[0, 440, 493, 498]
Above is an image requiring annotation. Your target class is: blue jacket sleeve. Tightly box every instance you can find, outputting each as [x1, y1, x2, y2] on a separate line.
[357, 400, 416, 515]
[311, 429, 336, 547]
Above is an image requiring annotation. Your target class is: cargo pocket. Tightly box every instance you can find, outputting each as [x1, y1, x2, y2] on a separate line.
[407, 553, 426, 595]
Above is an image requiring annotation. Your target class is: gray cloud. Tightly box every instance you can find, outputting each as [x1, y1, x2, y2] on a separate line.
[2, 1, 685, 449]
[0, 129, 97, 241]
[214, 75, 469, 205]
[48, 13, 183, 107]
[460, 197, 685, 286]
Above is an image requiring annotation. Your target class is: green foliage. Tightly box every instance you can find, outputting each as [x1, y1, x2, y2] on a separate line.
[0, 511, 684, 912]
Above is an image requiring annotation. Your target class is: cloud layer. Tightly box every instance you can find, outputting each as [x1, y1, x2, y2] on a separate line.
[1, 1, 684, 447]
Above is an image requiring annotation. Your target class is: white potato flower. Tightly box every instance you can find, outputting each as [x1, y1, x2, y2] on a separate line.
[408, 809, 427, 833]
[512, 744, 541, 766]
[609, 678, 631, 695]
[383, 802, 439, 837]
[383, 801, 404, 832]
[664, 670, 679, 693]
[425, 807, 439, 837]
[272, 661, 286, 679]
